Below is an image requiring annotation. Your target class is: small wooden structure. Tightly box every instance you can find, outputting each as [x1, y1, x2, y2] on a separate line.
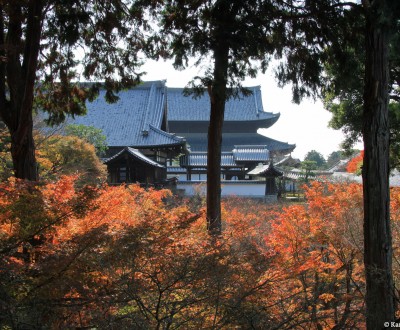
[104, 147, 165, 184]
[247, 162, 283, 195]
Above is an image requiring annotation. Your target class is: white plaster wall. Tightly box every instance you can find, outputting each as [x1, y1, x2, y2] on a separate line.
[176, 181, 268, 198]
[221, 183, 265, 196]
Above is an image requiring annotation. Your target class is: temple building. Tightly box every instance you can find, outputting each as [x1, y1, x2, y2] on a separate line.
[68, 81, 295, 193]
[166, 86, 295, 181]
[69, 81, 186, 185]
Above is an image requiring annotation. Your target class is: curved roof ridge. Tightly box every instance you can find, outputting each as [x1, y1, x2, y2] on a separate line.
[126, 147, 165, 168]
[257, 134, 296, 147]
[102, 147, 127, 163]
[148, 124, 185, 142]
[167, 86, 280, 123]
[79, 80, 166, 89]
[103, 147, 165, 168]
[141, 82, 157, 132]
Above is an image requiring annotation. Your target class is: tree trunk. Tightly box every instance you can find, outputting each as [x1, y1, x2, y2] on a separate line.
[0, 0, 43, 181]
[206, 18, 230, 235]
[10, 111, 38, 181]
[362, 1, 394, 327]
[206, 94, 224, 234]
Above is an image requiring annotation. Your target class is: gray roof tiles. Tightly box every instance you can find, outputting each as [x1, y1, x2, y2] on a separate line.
[247, 163, 283, 177]
[181, 146, 272, 167]
[181, 152, 238, 167]
[66, 81, 293, 154]
[233, 146, 270, 162]
[134, 125, 186, 147]
[69, 81, 185, 148]
[167, 86, 279, 122]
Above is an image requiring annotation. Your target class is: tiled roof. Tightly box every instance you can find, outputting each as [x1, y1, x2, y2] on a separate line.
[135, 125, 186, 148]
[180, 147, 272, 168]
[185, 133, 295, 153]
[64, 81, 293, 154]
[232, 145, 270, 162]
[327, 159, 351, 172]
[274, 155, 301, 167]
[247, 163, 283, 177]
[181, 152, 238, 168]
[104, 147, 165, 168]
[167, 86, 280, 122]
[167, 166, 186, 173]
[284, 169, 333, 180]
[69, 81, 185, 148]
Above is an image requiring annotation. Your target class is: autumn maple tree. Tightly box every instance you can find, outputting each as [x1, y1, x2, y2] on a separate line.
[346, 151, 364, 175]
[3, 175, 397, 328]
[36, 134, 107, 185]
[266, 182, 365, 329]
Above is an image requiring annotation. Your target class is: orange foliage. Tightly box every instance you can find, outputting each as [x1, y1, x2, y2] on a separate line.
[347, 150, 364, 173]
[267, 182, 365, 329]
[1, 177, 400, 329]
[390, 187, 400, 295]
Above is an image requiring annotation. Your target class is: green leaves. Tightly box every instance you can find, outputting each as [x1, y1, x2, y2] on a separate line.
[37, 0, 145, 118]
[65, 124, 108, 156]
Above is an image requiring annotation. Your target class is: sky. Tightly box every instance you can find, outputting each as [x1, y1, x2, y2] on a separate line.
[141, 59, 363, 160]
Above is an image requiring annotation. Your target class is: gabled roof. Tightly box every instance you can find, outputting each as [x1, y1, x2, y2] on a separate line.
[274, 155, 301, 167]
[327, 158, 351, 172]
[134, 125, 185, 148]
[69, 81, 185, 148]
[167, 86, 280, 125]
[247, 163, 283, 177]
[104, 147, 165, 168]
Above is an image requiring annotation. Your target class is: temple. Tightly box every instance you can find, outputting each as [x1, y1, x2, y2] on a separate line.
[166, 86, 295, 180]
[69, 81, 186, 185]
[68, 81, 295, 193]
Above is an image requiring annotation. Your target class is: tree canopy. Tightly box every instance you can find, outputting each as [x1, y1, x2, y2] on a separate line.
[134, 0, 353, 233]
[0, 0, 144, 180]
[0, 176, 385, 328]
[304, 150, 326, 169]
[37, 134, 107, 185]
[65, 124, 108, 156]
[322, 9, 400, 170]
[135, 0, 286, 233]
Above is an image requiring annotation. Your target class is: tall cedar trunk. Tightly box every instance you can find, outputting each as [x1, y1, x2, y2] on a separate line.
[362, 2, 394, 327]
[206, 23, 229, 235]
[1, 1, 43, 181]
[10, 112, 37, 180]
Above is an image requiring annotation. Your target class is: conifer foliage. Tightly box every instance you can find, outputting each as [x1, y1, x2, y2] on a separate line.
[0, 1, 143, 180]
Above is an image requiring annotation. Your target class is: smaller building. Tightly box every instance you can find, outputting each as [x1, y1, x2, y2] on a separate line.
[104, 147, 166, 185]
[248, 162, 283, 196]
